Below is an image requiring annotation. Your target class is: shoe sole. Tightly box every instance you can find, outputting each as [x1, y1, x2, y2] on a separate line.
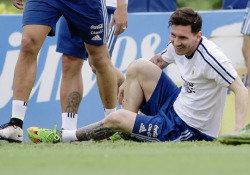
[0, 137, 22, 143]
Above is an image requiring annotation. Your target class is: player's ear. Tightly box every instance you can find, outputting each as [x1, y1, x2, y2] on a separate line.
[196, 31, 202, 41]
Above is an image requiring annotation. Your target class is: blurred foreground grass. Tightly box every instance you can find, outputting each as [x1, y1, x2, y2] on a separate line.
[0, 140, 249, 175]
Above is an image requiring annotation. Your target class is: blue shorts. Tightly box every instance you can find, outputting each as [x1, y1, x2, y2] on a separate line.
[131, 72, 214, 142]
[56, 12, 118, 60]
[241, 1, 250, 35]
[23, 0, 108, 45]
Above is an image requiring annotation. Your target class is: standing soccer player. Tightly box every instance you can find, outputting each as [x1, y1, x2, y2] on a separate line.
[0, 0, 128, 142]
[55, 0, 126, 139]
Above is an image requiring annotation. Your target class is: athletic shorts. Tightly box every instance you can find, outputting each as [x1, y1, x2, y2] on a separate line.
[131, 72, 214, 142]
[56, 12, 118, 60]
[23, 0, 108, 46]
[241, 1, 250, 35]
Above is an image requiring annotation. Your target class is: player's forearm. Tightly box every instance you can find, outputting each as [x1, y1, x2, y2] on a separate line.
[234, 85, 248, 132]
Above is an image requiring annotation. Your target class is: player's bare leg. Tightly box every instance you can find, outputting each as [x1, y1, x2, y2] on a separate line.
[122, 59, 162, 112]
[242, 35, 250, 85]
[76, 59, 164, 139]
[14, 25, 51, 102]
[89, 58, 125, 92]
[60, 55, 83, 113]
[85, 43, 117, 109]
[60, 54, 84, 130]
[0, 25, 51, 142]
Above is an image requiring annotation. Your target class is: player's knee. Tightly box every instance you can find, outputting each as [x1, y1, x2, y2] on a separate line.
[62, 54, 83, 77]
[91, 54, 111, 71]
[21, 36, 40, 56]
[126, 58, 146, 78]
[103, 111, 123, 131]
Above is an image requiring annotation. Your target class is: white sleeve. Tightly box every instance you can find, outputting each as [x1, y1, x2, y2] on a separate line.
[206, 60, 238, 87]
[161, 42, 175, 64]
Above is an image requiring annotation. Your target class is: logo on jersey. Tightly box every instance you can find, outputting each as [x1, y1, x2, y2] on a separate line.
[139, 123, 147, 133]
[182, 77, 196, 93]
[91, 35, 102, 41]
[191, 65, 196, 77]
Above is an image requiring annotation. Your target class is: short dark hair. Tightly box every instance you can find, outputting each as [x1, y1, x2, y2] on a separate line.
[169, 7, 202, 34]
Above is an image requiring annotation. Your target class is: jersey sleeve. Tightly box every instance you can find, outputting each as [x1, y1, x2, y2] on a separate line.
[161, 42, 175, 64]
[205, 57, 237, 87]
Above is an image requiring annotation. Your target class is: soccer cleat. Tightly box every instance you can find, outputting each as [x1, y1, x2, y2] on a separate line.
[27, 125, 62, 143]
[0, 122, 23, 142]
[102, 132, 133, 142]
[107, 132, 124, 141]
[217, 124, 250, 145]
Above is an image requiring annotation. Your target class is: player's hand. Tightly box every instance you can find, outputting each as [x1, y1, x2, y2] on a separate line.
[12, 0, 24, 9]
[110, 5, 128, 36]
[118, 81, 126, 105]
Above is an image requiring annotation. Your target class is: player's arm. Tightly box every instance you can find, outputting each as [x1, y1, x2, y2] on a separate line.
[150, 53, 170, 70]
[12, 0, 24, 9]
[228, 76, 249, 132]
[111, 0, 128, 35]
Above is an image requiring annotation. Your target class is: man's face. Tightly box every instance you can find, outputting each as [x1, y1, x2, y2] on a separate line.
[170, 25, 201, 56]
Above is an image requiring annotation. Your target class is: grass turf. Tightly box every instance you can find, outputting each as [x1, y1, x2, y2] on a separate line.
[0, 140, 250, 175]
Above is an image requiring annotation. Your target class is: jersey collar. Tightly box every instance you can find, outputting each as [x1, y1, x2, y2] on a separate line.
[185, 37, 203, 60]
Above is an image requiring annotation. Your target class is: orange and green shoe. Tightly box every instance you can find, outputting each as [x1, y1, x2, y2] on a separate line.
[27, 125, 61, 143]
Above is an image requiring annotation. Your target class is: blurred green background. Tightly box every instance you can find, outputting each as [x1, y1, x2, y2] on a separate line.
[0, 0, 223, 14]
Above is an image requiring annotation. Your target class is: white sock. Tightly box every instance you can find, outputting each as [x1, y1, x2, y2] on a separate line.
[62, 129, 77, 142]
[104, 107, 116, 117]
[12, 100, 28, 120]
[61, 113, 78, 130]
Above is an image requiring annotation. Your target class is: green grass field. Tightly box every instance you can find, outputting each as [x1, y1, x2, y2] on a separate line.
[0, 140, 250, 175]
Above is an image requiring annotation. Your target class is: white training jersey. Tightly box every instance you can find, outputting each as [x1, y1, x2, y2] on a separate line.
[161, 36, 237, 137]
[106, 0, 117, 8]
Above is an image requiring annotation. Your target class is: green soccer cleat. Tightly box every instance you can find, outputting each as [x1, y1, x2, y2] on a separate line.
[217, 124, 250, 145]
[27, 125, 62, 143]
[108, 132, 124, 141]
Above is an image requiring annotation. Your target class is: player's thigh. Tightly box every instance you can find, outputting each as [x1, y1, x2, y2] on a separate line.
[57, 17, 87, 60]
[127, 59, 162, 101]
[243, 35, 250, 50]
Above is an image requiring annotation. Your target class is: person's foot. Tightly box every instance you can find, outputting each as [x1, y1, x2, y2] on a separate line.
[0, 122, 23, 142]
[27, 125, 62, 143]
[217, 124, 250, 145]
